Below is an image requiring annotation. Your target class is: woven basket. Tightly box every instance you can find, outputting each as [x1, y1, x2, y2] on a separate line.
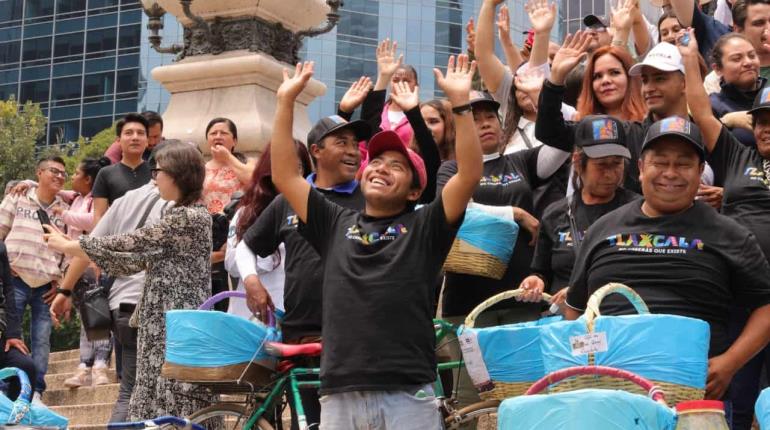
[463, 289, 552, 401]
[547, 283, 705, 405]
[444, 239, 508, 280]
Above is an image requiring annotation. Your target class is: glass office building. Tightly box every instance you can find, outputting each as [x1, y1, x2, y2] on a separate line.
[0, 0, 143, 145]
[302, 0, 543, 121]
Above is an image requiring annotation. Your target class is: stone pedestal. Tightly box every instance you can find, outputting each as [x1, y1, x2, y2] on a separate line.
[153, 50, 326, 156]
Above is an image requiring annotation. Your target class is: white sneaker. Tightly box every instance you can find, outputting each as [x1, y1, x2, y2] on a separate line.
[92, 367, 110, 386]
[31, 392, 45, 407]
[64, 367, 92, 388]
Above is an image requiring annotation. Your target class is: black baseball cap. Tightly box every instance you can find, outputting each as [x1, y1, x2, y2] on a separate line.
[306, 115, 371, 147]
[469, 90, 500, 112]
[642, 116, 706, 161]
[748, 86, 770, 116]
[574, 115, 632, 159]
[583, 14, 608, 29]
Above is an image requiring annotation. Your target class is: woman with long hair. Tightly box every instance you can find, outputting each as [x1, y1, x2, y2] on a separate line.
[420, 99, 456, 161]
[224, 142, 313, 318]
[575, 46, 646, 121]
[44, 142, 217, 423]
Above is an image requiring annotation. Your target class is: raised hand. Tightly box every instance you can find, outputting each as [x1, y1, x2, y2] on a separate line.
[339, 76, 373, 113]
[277, 62, 314, 103]
[466, 18, 477, 53]
[496, 6, 511, 41]
[550, 31, 591, 85]
[610, 0, 636, 32]
[390, 81, 420, 111]
[376, 38, 403, 80]
[675, 27, 699, 59]
[514, 71, 544, 112]
[526, 0, 557, 34]
[433, 54, 477, 106]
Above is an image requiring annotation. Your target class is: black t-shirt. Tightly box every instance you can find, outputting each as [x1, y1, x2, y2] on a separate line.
[566, 199, 770, 355]
[532, 188, 639, 294]
[300, 189, 461, 394]
[437, 149, 547, 317]
[242, 186, 364, 342]
[91, 162, 152, 204]
[708, 126, 770, 262]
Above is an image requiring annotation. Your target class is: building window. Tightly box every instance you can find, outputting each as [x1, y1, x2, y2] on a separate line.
[20, 80, 49, 103]
[51, 75, 82, 105]
[22, 36, 52, 62]
[86, 27, 116, 53]
[53, 32, 84, 59]
[0, 41, 20, 65]
[25, 0, 55, 19]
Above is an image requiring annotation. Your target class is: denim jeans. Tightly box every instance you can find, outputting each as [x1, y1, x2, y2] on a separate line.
[109, 306, 137, 423]
[12, 277, 52, 394]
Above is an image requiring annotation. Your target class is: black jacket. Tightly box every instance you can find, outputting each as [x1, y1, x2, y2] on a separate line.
[709, 77, 765, 148]
[0, 244, 21, 339]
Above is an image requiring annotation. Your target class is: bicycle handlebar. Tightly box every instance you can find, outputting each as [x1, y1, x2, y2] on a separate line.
[198, 291, 276, 327]
[107, 416, 206, 430]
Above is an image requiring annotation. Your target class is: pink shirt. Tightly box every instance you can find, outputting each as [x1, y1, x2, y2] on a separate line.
[379, 101, 414, 146]
[62, 192, 94, 239]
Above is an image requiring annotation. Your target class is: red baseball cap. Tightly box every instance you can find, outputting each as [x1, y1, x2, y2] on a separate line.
[365, 130, 427, 191]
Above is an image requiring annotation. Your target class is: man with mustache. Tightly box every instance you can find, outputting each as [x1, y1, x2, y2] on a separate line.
[564, 116, 770, 406]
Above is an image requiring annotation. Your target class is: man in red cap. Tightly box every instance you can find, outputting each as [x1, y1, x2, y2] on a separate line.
[270, 55, 482, 429]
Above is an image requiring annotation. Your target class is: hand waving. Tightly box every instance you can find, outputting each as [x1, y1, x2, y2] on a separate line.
[497, 6, 511, 42]
[277, 62, 314, 102]
[526, 0, 557, 34]
[433, 54, 477, 106]
[466, 18, 477, 53]
[610, 0, 636, 32]
[550, 31, 591, 85]
[339, 76, 373, 113]
[390, 81, 420, 111]
[376, 38, 403, 79]
[675, 27, 699, 59]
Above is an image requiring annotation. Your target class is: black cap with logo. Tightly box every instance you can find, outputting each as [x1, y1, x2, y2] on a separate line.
[583, 14, 608, 29]
[306, 115, 371, 147]
[574, 115, 632, 159]
[468, 90, 500, 111]
[748, 86, 770, 116]
[642, 116, 706, 161]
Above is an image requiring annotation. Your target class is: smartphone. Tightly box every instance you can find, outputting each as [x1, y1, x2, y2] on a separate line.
[36, 208, 51, 228]
[678, 32, 690, 46]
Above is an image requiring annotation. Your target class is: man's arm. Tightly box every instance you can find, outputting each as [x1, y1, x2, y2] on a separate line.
[679, 28, 721, 153]
[476, 0, 508, 93]
[669, 0, 695, 27]
[91, 198, 109, 227]
[434, 55, 483, 225]
[271, 63, 314, 223]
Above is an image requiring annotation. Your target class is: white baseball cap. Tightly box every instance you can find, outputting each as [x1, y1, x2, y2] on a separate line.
[628, 42, 685, 76]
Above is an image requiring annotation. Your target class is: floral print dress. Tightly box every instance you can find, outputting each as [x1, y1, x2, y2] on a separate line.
[79, 204, 216, 422]
[202, 164, 243, 214]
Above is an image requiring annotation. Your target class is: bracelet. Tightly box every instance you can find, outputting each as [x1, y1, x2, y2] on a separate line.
[56, 288, 72, 297]
[611, 39, 626, 47]
[451, 104, 472, 115]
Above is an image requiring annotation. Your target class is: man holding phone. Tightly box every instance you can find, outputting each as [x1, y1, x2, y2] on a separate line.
[0, 155, 69, 404]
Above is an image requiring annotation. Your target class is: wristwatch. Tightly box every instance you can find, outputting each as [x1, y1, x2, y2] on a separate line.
[451, 104, 473, 115]
[56, 288, 72, 297]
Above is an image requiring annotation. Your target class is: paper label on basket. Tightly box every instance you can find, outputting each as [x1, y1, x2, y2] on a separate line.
[458, 330, 495, 392]
[570, 332, 608, 356]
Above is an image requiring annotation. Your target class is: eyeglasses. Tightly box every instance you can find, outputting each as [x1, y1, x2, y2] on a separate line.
[46, 167, 68, 178]
[151, 168, 164, 179]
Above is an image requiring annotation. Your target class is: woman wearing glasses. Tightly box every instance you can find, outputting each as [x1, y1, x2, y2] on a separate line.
[43, 142, 218, 424]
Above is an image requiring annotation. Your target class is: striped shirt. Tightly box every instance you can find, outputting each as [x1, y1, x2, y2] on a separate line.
[0, 188, 68, 287]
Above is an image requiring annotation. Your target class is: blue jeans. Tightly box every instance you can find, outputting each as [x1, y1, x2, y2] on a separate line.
[12, 278, 52, 394]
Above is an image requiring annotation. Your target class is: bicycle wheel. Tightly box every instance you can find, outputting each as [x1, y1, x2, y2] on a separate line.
[444, 400, 500, 430]
[189, 403, 274, 430]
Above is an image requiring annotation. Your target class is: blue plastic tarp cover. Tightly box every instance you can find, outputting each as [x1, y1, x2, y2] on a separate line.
[460, 316, 562, 383]
[539, 314, 709, 389]
[757, 388, 770, 429]
[498, 389, 677, 430]
[456, 208, 519, 262]
[0, 394, 67, 429]
[166, 309, 281, 367]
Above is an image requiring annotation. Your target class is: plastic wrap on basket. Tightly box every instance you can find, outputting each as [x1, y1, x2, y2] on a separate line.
[539, 284, 709, 404]
[165, 309, 281, 368]
[444, 208, 518, 280]
[458, 289, 559, 400]
[0, 367, 67, 429]
[757, 388, 770, 429]
[497, 388, 677, 430]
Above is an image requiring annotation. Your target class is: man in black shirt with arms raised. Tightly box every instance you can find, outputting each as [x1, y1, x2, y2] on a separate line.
[271, 57, 482, 429]
[565, 116, 770, 403]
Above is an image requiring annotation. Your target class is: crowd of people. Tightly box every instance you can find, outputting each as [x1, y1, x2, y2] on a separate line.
[0, 0, 770, 428]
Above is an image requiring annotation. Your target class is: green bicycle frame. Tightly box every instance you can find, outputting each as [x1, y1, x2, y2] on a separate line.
[242, 367, 320, 430]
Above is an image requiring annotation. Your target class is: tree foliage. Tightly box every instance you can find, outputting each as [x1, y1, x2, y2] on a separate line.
[58, 124, 117, 177]
[0, 97, 46, 196]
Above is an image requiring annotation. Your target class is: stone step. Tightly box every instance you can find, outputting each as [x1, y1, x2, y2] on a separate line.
[48, 402, 114, 426]
[43, 383, 119, 407]
[45, 369, 118, 391]
[49, 349, 80, 362]
[47, 357, 116, 375]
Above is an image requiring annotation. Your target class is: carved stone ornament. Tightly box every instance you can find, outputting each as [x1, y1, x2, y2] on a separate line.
[182, 16, 301, 63]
